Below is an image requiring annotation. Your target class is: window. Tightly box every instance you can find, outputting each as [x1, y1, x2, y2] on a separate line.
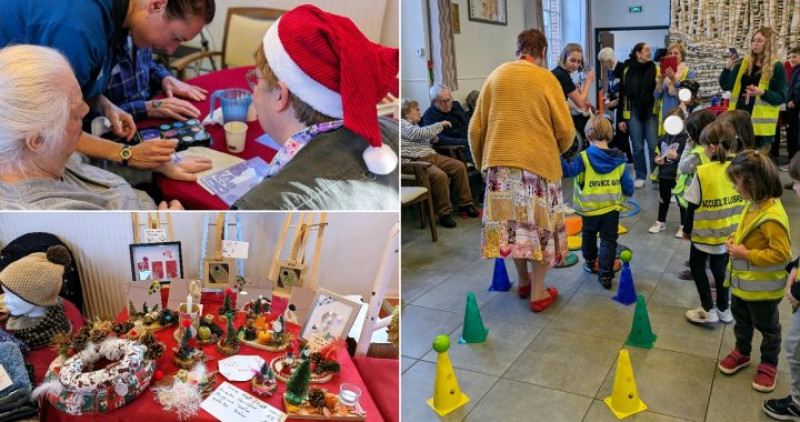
[542, 0, 562, 68]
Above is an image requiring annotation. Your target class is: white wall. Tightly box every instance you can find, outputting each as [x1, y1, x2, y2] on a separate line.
[591, 0, 670, 29]
[0, 213, 399, 320]
[401, 0, 527, 107]
[189, 0, 396, 52]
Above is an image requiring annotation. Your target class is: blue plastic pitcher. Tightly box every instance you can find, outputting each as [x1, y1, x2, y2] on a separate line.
[209, 89, 252, 123]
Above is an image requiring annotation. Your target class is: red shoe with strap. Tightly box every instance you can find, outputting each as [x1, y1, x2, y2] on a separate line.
[530, 287, 558, 313]
[718, 348, 751, 374]
[753, 363, 778, 392]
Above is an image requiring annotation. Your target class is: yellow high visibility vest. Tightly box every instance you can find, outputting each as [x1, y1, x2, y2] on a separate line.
[726, 200, 791, 301]
[673, 145, 711, 208]
[690, 161, 743, 245]
[728, 58, 781, 136]
[572, 151, 625, 216]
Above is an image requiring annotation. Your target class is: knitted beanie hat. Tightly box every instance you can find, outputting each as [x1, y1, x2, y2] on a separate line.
[0, 246, 71, 307]
[262, 5, 400, 175]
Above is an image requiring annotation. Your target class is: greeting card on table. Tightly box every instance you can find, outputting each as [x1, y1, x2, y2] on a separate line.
[166, 279, 198, 310]
[199, 157, 269, 206]
[200, 382, 287, 422]
[125, 281, 161, 314]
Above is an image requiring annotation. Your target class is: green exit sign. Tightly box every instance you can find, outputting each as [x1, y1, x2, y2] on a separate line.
[629, 6, 643, 13]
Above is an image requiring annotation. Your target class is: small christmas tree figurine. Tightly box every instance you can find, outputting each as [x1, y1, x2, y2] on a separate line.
[284, 359, 311, 405]
[253, 298, 262, 315]
[218, 288, 234, 320]
[251, 361, 277, 397]
[216, 312, 240, 355]
[175, 320, 194, 360]
[128, 300, 137, 318]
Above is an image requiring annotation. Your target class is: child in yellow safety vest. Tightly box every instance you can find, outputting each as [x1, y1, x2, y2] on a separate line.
[718, 150, 791, 393]
[561, 116, 633, 289]
[680, 121, 742, 327]
[763, 153, 800, 419]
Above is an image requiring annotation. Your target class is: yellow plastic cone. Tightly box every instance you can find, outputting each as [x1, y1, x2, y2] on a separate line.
[426, 335, 469, 416]
[604, 349, 647, 419]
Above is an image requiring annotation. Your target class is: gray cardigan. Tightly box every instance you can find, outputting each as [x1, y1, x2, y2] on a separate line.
[0, 153, 157, 210]
[234, 117, 399, 210]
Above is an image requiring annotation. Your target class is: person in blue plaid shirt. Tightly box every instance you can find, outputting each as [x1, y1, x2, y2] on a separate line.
[106, 36, 206, 121]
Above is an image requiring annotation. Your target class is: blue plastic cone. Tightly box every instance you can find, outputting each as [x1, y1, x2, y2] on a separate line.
[612, 262, 637, 305]
[488, 258, 513, 292]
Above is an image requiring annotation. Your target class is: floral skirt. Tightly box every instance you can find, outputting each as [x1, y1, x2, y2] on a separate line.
[481, 167, 568, 267]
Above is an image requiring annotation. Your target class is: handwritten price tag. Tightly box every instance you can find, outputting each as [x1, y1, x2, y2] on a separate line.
[144, 229, 167, 243]
[201, 382, 286, 422]
[222, 240, 250, 259]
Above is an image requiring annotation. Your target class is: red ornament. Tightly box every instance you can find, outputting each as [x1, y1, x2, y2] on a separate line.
[66, 348, 75, 357]
[225, 288, 233, 295]
[182, 319, 191, 328]
[154, 370, 165, 381]
[128, 330, 138, 338]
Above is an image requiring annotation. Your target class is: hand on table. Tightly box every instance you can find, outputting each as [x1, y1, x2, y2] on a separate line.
[147, 97, 201, 120]
[158, 200, 184, 210]
[155, 156, 213, 181]
[99, 96, 137, 141]
[162, 76, 208, 101]
[128, 139, 177, 169]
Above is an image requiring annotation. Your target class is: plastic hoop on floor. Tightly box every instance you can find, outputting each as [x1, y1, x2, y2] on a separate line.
[621, 199, 640, 218]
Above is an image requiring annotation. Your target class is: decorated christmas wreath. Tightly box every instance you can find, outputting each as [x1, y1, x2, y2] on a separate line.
[34, 335, 159, 414]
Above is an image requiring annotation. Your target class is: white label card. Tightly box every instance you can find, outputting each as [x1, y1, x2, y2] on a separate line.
[307, 331, 333, 352]
[222, 240, 250, 259]
[0, 364, 12, 393]
[200, 382, 287, 422]
[144, 229, 167, 243]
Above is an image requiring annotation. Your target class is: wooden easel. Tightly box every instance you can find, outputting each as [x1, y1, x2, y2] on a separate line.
[131, 212, 175, 243]
[268, 213, 327, 298]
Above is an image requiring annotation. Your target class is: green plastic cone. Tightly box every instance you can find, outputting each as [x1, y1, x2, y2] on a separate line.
[459, 292, 488, 344]
[625, 295, 657, 349]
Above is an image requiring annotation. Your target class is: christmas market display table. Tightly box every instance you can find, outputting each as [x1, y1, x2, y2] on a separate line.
[36, 291, 385, 421]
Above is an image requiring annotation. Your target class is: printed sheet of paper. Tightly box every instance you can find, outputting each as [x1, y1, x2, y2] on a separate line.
[222, 240, 250, 259]
[200, 382, 287, 422]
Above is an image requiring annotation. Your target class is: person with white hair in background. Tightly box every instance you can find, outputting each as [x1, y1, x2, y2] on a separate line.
[422, 84, 475, 164]
[0, 45, 182, 210]
[598, 47, 632, 162]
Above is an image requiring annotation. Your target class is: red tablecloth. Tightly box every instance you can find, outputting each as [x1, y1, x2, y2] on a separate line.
[148, 67, 276, 210]
[353, 357, 398, 422]
[39, 291, 384, 421]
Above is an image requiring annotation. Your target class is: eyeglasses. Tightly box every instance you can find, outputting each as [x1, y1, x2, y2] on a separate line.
[246, 69, 265, 91]
[436, 98, 452, 105]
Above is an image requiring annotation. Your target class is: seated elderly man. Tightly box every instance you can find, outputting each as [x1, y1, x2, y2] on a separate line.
[233, 5, 399, 210]
[421, 84, 474, 163]
[0, 45, 182, 210]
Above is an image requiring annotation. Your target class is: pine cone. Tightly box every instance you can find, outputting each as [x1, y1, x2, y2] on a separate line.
[121, 321, 135, 333]
[89, 329, 107, 344]
[139, 331, 156, 346]
[77, 326, 91, 337]
[112, 322, 125, 335]
[148, 342, 165, 360]
[71, 334, 88, 351]
[308, 388, 326, 409]
[309, 352, 323, 363]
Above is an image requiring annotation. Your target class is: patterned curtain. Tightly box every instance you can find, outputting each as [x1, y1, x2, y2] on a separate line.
[524, 0, 544, 31]
[428, 0, 458, 91]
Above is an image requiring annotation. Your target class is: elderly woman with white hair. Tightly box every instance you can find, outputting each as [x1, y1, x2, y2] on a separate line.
[0, 45, 182, 210]
[598, 47, 632, 162]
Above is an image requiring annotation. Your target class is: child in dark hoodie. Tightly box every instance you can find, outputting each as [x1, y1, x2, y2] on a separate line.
[562, 116, 634, 288]
[649, 107, 689, 235]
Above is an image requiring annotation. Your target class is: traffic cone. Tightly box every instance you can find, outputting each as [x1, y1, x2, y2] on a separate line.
[625, 295, 657, 349]
[603, 349, 648, 419]
[427, 335, 470, 416]
[488, 258, 513, 292]
[613, 249, 636, 305]
[460, 292, 488, 344]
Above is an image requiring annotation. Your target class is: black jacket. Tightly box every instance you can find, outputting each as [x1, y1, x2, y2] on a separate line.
[421, 101, 470, 143]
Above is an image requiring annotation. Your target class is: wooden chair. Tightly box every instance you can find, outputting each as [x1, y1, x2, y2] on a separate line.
[170, 8, 285, 80]
[401, 162, 438, 242]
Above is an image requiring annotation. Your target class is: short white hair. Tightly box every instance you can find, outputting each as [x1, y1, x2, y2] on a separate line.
[597, 47, 617, 62]
[0, 45, 72, 170]
[429, 84, 451, 101]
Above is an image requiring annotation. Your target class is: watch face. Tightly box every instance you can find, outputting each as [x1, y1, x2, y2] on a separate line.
[120, 147, 132, 160]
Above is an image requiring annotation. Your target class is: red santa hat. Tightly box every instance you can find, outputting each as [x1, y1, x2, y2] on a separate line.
[262, 5, 399, 175]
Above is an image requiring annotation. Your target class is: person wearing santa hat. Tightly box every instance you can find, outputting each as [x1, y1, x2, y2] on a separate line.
[232, 5, 399, 210]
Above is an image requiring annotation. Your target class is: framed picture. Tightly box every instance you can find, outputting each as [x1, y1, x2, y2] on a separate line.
[273, 260, 307, 296]
[300, 288, 361, 342]
[203, 257, 236, 290]
[451, 4, 461, 34]
[129, 241, 183, 283]
[467, 0, 508, 26]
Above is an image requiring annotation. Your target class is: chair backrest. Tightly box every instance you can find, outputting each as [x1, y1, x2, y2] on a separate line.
[0, 233, 83, 315]
[223, 8, 285, 69]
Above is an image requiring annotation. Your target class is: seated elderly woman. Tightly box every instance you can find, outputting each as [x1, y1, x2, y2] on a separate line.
[0, 45, 181, 210]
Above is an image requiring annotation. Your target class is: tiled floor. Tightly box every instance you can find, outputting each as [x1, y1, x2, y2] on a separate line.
[401, 165, 800, 421]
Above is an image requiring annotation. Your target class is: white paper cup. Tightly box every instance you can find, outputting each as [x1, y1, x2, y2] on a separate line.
[224, 121, 248, 153]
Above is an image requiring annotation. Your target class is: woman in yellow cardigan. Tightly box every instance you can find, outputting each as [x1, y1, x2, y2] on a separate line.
[469, 29, 574, 313]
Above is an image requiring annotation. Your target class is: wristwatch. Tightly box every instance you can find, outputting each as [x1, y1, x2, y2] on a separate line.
[119, 145, 132, 166]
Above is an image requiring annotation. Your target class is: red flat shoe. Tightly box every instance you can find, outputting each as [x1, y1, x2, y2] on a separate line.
[518, 284, 531, 299]
[530, 287, 559, 313]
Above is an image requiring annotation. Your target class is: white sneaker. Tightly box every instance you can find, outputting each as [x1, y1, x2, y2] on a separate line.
[686, 307, 719, 324]
[648, 221, 666, 234]
[717, 307, 733, 323]
[675, 226, 684, 238]
[634, 179, 645, 189]
[780, 165, 789, 172]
